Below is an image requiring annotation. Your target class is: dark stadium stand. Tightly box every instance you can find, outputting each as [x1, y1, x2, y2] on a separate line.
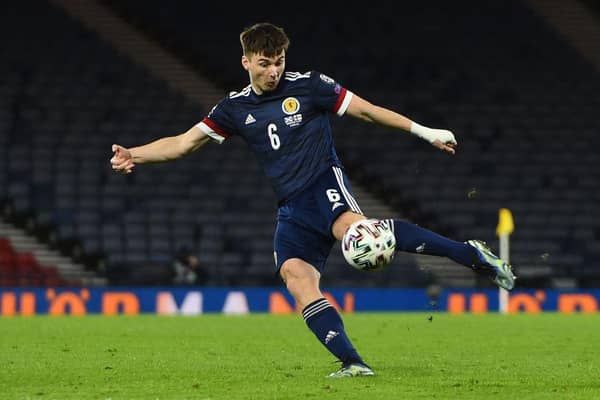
[100, 0, 600, 288]
[1, 0, 598, 288]
[1, 0, 221, 285]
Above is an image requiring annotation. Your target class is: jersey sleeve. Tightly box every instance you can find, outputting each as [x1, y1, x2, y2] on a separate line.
[195, 97, 237, 144]
[311, 71, 354, 117]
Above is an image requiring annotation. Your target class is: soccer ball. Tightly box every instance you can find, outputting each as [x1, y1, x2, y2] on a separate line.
[341, 219, 396, 272]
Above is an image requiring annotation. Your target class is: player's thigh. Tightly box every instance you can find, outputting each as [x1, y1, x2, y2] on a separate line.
[331, 211, 367, 241]
[274, 219, 334, 273]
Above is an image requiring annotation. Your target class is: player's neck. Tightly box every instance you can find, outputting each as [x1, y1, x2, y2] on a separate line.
[250, 83, 264, 95]
[250, 82, 280, 96]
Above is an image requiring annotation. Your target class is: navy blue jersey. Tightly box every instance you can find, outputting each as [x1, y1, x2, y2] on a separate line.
[196, 71, 354, 204]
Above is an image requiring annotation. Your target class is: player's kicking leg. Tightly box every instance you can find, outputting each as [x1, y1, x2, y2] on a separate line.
[379, 217, 516, 290]
[466, 239, 516, 290]
[333, 212, 516, 290]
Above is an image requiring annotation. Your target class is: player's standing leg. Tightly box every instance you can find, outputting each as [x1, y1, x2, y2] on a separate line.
[279, 259, 374, 377]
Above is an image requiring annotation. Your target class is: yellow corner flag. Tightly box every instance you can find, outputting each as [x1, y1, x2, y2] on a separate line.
[496, 208, 514, 236]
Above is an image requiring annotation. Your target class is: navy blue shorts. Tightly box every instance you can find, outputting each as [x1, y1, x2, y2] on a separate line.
[274, 166, 363, 274]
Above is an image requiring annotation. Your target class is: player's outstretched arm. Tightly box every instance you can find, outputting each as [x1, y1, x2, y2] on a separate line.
[110, 126, 210, 174]
[345, 94, 457, 155]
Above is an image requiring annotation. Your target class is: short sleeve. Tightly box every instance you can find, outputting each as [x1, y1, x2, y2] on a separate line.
[311, 72, 354, 116]
[195, 98, 237, 143]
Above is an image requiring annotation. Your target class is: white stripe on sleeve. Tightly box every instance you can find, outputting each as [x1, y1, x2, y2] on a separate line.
[336, 90, 354, 116]
[196, 121, 225, 144]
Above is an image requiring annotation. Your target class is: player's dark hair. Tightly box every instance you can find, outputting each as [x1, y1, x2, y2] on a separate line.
[240, 22, 290, 57]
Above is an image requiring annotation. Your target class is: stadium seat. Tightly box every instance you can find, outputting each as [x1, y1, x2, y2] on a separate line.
[2, 0, 598, 287]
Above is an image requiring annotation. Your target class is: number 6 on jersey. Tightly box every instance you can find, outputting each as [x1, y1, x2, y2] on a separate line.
[268, 123, 280, 150]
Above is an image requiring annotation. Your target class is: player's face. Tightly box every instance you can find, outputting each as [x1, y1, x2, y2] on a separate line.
[242, 50, 286, 94]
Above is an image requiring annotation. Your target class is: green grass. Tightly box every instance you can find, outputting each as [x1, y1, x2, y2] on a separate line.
[1, 313, 599, 399]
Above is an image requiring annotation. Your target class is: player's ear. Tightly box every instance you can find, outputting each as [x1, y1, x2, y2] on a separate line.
[241, 55, 249, 71]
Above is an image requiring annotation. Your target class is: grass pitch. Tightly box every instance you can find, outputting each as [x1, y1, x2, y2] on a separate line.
[1, 313, 599, 399]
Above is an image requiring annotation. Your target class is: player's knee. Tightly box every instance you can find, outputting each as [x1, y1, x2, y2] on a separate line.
[280, 259, 319, 288]
[280, 259, 322, 308]
[332, 211, 367, 240]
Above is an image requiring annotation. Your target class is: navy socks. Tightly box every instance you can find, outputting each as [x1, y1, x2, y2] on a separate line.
[302, 298, 363, 365]
[385, 218, 479, 268]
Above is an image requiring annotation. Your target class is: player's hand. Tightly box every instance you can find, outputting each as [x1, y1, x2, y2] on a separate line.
[410, 123, 457, 155]
[430, 129, 457, 155]
[110, 144, 135, 174]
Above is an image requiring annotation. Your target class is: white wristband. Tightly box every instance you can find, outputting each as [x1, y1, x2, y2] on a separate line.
[410, 122, 457, 145]
[410, 122, 437, 143]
